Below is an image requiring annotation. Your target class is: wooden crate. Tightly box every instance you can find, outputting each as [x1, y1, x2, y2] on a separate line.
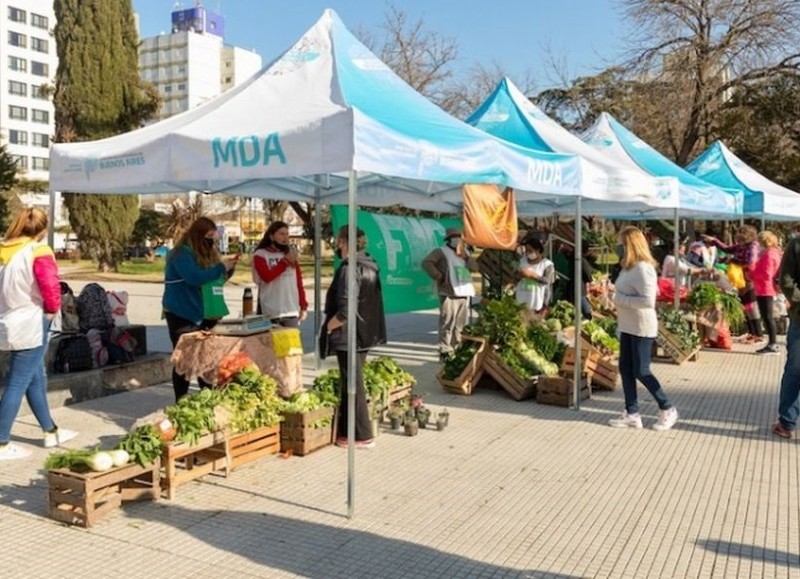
[560, 347, 601, 379]
[655, 328, 701, 365]
[48, 459, 160, 527]
[226, 424, 281, 468]
[161, 431, 228, 500]
[436, 336, 488, 395]
[590, 356, 620, 391]
[483, 349, 537, 401]
[537, 376, 591, 407]
[280, 407, 335, 456]
[477, 249, 520, 288]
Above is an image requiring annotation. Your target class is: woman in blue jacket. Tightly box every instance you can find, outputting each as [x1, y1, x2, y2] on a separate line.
[163, 217, 237, 400]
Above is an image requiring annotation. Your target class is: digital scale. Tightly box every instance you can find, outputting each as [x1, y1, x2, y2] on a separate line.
[213, 315, 273, 336]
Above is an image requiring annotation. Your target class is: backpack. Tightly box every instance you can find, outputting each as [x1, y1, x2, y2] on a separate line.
[105, 326, 137, 364]
[52, 334, 94, 374]
[58, 282, 81, 334]
[76, 283, 114, 333]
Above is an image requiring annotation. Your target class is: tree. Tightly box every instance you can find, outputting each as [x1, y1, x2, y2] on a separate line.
[53, 0, 161, 271]
[130, 208, 169, 248]
[715, 74, 800, 191]
[0, 144, 18, 232]
[618, 0, 800, 165]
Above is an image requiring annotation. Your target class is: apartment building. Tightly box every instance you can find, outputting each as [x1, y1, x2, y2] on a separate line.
[0, 0, 57, 182]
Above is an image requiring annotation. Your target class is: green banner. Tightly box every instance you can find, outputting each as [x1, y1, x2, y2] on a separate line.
[330, 206, 461, 314]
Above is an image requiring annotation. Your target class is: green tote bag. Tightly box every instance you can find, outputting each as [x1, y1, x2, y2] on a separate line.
[201, 276, 229, 319]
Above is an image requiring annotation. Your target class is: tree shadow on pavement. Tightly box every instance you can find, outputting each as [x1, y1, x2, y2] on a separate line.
[697, 539, 800, 569]
[132, 502, 583, 579]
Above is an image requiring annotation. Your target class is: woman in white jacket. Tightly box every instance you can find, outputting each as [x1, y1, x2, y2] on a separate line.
[609, 226, 678, 431]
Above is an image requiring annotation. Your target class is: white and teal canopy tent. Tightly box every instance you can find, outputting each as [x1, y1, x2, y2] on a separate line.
[686, 140, 800, 221]
[466, 77, 683, 218]
[48, 9, 600, 518]
[49, 12, 586, 210]
[581, 113, 742, 219]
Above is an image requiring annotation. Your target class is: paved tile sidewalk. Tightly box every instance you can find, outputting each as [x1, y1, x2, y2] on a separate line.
[0, 317, 798, 578]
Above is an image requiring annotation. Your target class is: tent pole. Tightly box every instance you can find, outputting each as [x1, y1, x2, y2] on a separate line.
[47, 189, 57, 248]
[346, 170, 358, 519]
[760, 216, 766, 231]
[673, 208, 680, 310]
[314, 178, 323, 371]
[573, 197, 582, 411]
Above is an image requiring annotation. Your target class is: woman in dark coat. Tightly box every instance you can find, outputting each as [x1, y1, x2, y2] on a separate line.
[323, 226, 387, 447]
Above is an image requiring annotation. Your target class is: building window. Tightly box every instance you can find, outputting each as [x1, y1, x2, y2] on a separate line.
[9, 105, 27, 120]
[31, 61, 48, 77]
[177, 83, 186, 91]
[224, 76, 232, 83]
[8, 80, 26, 96]
[31, 37, 48, 53]
[8, 31, 27, 48]
[8, 7, 26, 23]
[30, 13, 48, 29]
[11, 155, 27, 169]
[8, 56, 26, 72]
[31, 84, 48, 99]
[32, 157, 49, 170]
[32, 133, 49, 148]
[8, 130, 27, 145]
[164, 85, 172, 93]
[31, 109, 48, 123]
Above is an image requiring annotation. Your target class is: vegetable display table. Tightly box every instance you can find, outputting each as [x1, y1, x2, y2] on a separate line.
[171, 329, 303, 397]
[48, 459, 160, 527]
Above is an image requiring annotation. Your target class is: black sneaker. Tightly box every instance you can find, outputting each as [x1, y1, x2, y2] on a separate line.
[756, 345, 780, 355]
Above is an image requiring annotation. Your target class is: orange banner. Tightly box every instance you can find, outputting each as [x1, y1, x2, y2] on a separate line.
[462, 184, 518, 250]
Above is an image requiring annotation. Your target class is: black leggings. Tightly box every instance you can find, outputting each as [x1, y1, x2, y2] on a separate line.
[756, 296, 777, 346]
[165, 312, 217, 401]
[335, 350, 373, 441]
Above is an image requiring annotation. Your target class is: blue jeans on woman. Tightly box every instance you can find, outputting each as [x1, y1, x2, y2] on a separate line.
[619, 332, 673, 415]
[778, 322, 800, 430]
[0, 317, 56, 444]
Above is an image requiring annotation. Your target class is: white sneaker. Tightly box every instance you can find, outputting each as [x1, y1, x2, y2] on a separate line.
[608, 412, 643, 429]
[44, 428, 78, 448]
[0, 443, 32, 460]
[652, 408, 678, 432]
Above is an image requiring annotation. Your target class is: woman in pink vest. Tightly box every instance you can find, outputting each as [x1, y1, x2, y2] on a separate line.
[751, 230, 783, 355]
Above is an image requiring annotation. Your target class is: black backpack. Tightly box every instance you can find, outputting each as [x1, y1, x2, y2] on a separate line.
[76, 283, 114, 333]
[52, 334, 94, 374]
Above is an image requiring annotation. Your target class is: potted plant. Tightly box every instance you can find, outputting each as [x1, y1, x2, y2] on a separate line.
[370, 402, 384, 437]
[416, 406, 431, 429]
[436, 408, 449, 430]
[387, 405, 404, 430]
[404, 409, 418, 436]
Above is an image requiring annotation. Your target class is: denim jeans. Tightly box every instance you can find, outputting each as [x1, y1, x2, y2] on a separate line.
[778, 321, 800, 430]
[0, 317, 55, 444]
[335, 350, 372, 441]
[619, 332, 673, 415]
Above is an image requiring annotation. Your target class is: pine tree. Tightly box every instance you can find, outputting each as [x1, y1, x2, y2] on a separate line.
[53, 0, 160, 271]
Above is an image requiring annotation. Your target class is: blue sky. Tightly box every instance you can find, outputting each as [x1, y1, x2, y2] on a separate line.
[131, 0, 627, 92]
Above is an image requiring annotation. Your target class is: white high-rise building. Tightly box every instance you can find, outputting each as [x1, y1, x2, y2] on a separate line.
[0, 0, 57, 182]
[138, 5, 261, 122]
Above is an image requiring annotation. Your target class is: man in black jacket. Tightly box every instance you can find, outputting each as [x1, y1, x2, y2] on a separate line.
[774, 226, 800, 439]
[323, 226, 387, 448]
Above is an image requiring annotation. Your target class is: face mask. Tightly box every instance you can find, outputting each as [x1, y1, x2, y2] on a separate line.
[204, 238, 216, 249]
[447, 238, 459, 249]
[527, 253, 539, 261]
[335, 247, 342, 259]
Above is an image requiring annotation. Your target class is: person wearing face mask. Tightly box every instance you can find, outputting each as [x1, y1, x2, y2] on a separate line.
[515, 236, 555, 314]
[252, 221, 307, 328]
[422, 228, 479, 362]
[322, 226, 387, 448]
[163, 217, 238, 401]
